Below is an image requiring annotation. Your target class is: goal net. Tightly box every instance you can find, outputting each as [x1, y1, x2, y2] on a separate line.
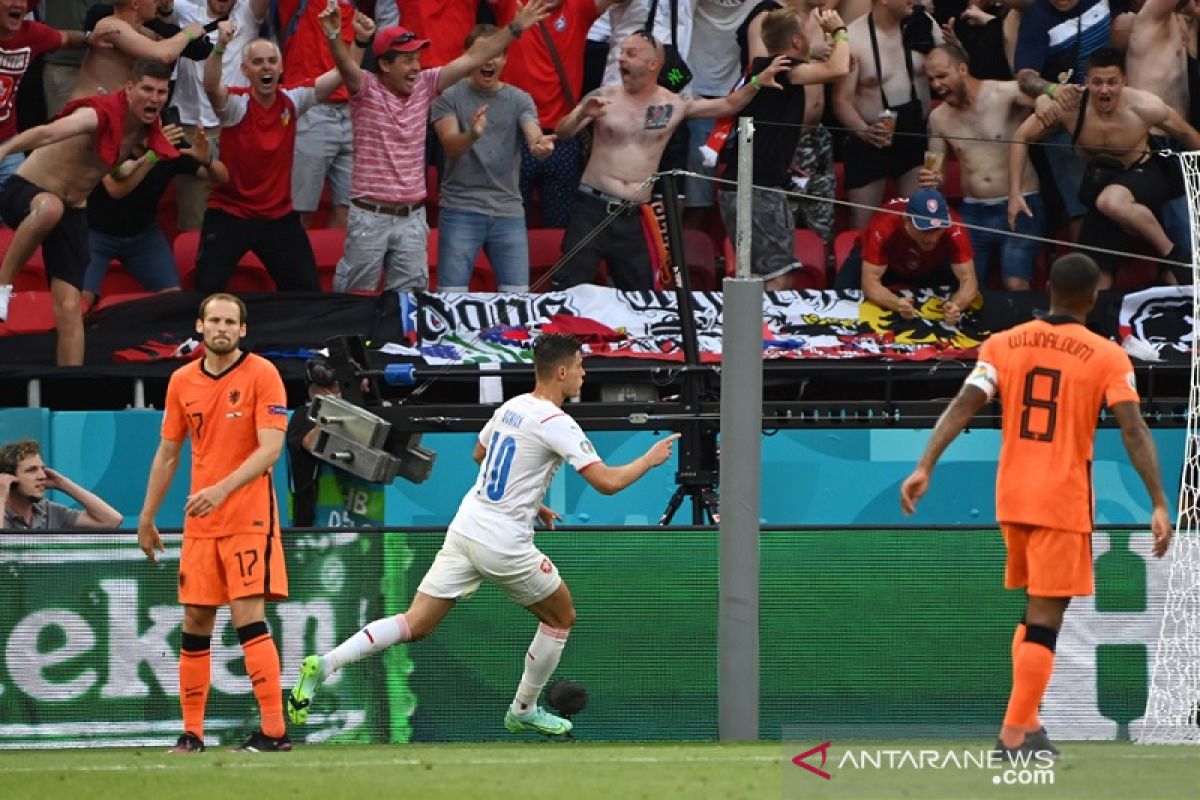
[1137, 150, 1200, 744]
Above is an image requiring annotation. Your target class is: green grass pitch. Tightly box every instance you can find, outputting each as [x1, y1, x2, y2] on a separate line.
[0, 741, 1195, 800]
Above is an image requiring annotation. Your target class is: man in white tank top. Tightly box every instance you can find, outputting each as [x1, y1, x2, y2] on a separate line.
[287, 333, 681, 736]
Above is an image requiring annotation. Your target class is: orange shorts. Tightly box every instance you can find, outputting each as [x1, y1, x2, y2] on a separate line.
[1001, 523, 1093, 597]
[178, 531, 288, 606]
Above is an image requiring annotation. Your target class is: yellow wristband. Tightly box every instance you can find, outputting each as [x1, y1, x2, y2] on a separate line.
[468, 129, 480, 141]
[212, 44, 225, 56]
[1045, 83, 1057, 98]
[750, 74, 761, 90]
[145, 151, 159, 166]
[832, 31, 849, 44]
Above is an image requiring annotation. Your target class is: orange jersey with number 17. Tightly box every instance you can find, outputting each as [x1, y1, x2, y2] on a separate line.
[966, 318, 1139, 533]
[161, 353, 289, 538]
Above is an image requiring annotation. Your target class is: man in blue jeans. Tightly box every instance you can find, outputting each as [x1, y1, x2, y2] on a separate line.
[84, 121, 227, 307]
[432, 23, 556, 292]
[922, 44, 1043, 290]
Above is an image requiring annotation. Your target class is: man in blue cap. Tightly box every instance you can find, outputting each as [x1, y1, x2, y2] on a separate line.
[834, 188, 978, 325]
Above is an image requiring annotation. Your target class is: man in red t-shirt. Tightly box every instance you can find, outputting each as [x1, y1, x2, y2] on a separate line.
[0, 0, 110, 184]
[195, 15, 343, 293]
[495, 0, 626, 228]
[834, 189, 979, 325]
[0, 59, 178, 363]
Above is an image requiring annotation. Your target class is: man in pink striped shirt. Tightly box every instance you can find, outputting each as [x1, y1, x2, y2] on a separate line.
[323, 0, 553, 293]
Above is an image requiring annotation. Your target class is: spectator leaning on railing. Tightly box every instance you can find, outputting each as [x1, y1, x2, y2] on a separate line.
[1, 439, 123, 530]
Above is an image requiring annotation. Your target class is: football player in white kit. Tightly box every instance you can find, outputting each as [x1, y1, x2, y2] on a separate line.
[287, 333, 681, 736]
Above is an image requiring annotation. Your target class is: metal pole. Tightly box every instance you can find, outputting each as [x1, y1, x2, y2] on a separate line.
[735, 117, 755, 279]
[720, 117, 762, 740]
[719, 278, 763, 741]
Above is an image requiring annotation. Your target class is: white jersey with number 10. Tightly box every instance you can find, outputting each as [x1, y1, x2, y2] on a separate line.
[449, 394, 601, 555]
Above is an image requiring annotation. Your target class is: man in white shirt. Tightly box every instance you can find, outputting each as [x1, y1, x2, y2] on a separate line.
[288, 334, 681, 737]
[168, 0, 265, 231]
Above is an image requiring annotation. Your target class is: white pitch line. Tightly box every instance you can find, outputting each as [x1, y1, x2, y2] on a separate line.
[0, 750, 1191, 774]
[0, 753, 783, 773]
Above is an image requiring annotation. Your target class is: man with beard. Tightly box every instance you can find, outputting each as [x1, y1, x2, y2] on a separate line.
[71, 0, 205, 101]
[195, 7, 346, 292]
[833, 0, 939, 230]
[1009, 47, 1200, 288]
[323, 0, 554, 293]
[921, 43, 1043, 290]
[0, 59, 179, 365]
[1, 438, 122, 530]
[138, 292, 293, 753]
[551, 31, 788, 290]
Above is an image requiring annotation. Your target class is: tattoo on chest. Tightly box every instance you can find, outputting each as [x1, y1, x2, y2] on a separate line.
[644, 104, 675, 131]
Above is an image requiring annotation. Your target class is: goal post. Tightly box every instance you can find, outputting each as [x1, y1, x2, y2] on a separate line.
[1136, 150, 1200, 745]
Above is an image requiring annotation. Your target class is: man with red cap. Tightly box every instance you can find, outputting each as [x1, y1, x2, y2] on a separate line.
[833, 188, 978, 325]
[321, 0, 553, 293]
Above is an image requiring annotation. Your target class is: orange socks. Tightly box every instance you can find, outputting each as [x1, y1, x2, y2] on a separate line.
[179, 632, 211, 740]
[238, 622, 285, 738]
[1011, 622, 1043, 732]
[1002, 623, 1057, 747]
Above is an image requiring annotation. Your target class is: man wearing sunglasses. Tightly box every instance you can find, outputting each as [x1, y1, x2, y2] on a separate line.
[322, 0, 554, 294]
[551, 30, 788, 290]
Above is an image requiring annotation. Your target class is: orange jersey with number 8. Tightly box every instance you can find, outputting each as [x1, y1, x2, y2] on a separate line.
[968, 318, 1139, 533]
[162, 353, 289, 538]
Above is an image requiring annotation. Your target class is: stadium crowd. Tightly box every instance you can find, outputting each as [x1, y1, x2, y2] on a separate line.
[1, 0, 1198, 364]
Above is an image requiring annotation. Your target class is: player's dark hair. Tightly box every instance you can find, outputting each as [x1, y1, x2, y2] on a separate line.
[198, 293, 248, 325]
[931, 43, 970, 67]
[131, 58, 173, 84]
[0, 439, 40, 475]
[1049, 253, 1101, 298]
[466, 23, 500, 50]
[534, 334, 582, 379]
[1085, 47, 1125, 75]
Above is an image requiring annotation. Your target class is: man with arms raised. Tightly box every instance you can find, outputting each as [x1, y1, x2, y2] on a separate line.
[922, 43, 1044, 290]
[289, 334, 681, 737]
[323, 0, 554, 293]
[901, 253, 1173, 760]
[1009, 48, 1200, 288]
[72, 0, 205, 100]
[195, 8, 345, 292]
[551, 32, 787, 290]
[0, 59, 178, 364]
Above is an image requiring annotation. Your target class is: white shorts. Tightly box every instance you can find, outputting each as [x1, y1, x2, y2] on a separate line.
[417, 531, 562, 607]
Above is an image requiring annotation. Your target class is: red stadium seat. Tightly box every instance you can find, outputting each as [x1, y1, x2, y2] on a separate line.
[173, 231, 200, 289]
[96, 261, 155, 296]
[92, 292, 156, 312]
[171, 231, 276, 292]
[0, 227, 47, 291]
[676, 229, 716, 291]
[0, 290, 55, 335]
[527, 228, 565, 292]
[834, 230, 862, 274]
[309, 228, 347, 291]
[721, 229, 827, 289]
[426, 227, 498, 292]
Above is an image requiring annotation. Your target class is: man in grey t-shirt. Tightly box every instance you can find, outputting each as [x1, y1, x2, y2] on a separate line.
[1, 439, 122, 531]
[431, 23, 556, 293]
